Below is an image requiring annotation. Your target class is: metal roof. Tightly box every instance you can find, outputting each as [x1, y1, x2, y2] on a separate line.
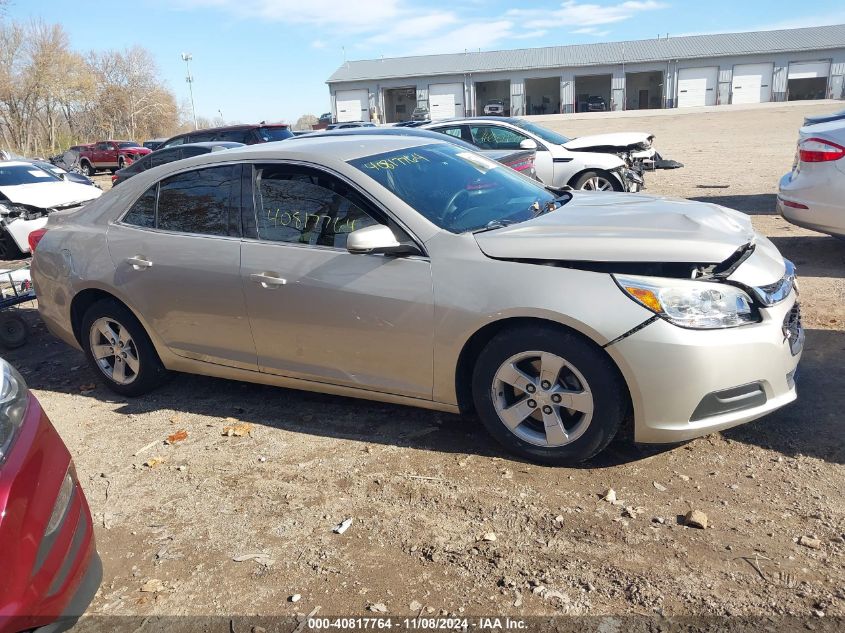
[327, 24, 845, 83]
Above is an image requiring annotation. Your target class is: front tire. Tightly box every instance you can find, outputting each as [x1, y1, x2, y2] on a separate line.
[81, 299, 168, 396]
[471, 325, 626, 465]
[571, 170, 622, 191]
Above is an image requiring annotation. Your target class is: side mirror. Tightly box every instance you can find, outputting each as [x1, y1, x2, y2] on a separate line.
[519, 139, 538, 150]
[346, 224, 418, 256]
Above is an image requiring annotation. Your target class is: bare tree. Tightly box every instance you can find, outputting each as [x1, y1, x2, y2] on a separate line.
[0, 17, 180, 156]
[294, 114, 319, 131]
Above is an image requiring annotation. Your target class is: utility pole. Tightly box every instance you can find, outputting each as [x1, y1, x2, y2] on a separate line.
[181, 53, 198, 130]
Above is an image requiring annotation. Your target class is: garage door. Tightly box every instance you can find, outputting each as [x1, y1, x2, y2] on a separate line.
[731, 63, 773, 104]
[788, 61, 831, 79]
[335, 89, 370, 123]
[677, 67, 718, 107]
[429, 83, 464, 121]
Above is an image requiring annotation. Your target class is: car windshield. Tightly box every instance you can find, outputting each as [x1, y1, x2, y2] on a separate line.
[349, 143, 562, 234]
[509, 119, 571, 145]
[256, 126, 293, 142]
[118, 142, 140, 148]
[0, 164, 61, 185]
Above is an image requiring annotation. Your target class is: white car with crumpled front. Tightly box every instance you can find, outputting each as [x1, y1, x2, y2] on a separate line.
[0, 161, 101, 258]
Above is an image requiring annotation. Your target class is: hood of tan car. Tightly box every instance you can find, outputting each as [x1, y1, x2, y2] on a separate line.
[473, 192, 758, 264]
[563, 132, 654, 151]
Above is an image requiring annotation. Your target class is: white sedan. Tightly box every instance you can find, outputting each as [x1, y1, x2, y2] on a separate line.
[778, 119, 845, 237]
[424, 117, 648, 192]
[0, 161, 102, 258]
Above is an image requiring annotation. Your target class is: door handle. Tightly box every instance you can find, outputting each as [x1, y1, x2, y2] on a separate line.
[126, 256, 153, 270]
[250, 272, 287, 289]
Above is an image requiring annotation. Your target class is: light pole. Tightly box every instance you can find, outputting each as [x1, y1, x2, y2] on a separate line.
[181, 53, 198, 130]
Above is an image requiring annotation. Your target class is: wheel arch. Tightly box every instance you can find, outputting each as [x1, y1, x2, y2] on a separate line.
[453, 316, 632, 421]
[70, 288, 147, 349]
[566, 167, 624, 191]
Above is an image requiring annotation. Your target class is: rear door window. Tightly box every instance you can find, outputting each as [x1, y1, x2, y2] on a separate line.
[215, 129, 252, 143]
[188, 131, 216, 143]
[122, 186, 157, 228]
[162, 136, 185, 149]
[150, 148, 181, 167]
[157, 165, 239, 236]
[180, 146, 210, 159]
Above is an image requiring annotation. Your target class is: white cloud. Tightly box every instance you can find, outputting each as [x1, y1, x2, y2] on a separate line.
[508, 0, 667, 30]
[571, 26, 612, 36]
[170, 0, 670, 57]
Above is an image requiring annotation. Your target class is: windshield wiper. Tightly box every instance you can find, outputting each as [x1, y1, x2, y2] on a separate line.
[472, 219, 518, 234]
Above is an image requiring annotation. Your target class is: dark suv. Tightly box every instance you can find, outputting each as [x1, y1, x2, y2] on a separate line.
[158, 123, 293, 150]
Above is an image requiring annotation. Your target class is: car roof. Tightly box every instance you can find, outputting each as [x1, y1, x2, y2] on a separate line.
[427, 116, 520, 125]
[160, 141, 244, 150]
[136, 136, 445, 178]
[295, 127, 477, 150]
[160, 123, 290, 146]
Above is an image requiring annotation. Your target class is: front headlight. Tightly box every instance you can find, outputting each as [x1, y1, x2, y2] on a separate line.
[614, 275, 758, 329]
[0, 359, 29, 464]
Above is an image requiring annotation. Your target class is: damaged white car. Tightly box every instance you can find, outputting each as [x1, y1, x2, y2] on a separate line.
[425, 117, 682, 192]
[0, 161, 102, 258]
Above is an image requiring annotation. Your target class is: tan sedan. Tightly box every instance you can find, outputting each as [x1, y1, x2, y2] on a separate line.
[32, 136, 802, 464]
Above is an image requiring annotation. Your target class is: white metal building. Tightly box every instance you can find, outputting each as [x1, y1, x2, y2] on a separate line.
[326, 24, 845, 123]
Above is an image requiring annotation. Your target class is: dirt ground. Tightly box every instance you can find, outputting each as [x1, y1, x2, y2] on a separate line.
[3, 102, 845, 629]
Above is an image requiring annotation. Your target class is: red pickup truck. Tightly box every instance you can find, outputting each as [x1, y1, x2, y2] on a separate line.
[77, 141, 151, 176]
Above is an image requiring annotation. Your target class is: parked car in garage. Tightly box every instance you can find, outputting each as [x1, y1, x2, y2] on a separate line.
[111, 142, 244, 186]
[0, 358, 102, 633]
[298, 127, 539, 180]
[586, 96, 608, 112]
[778, 119, 845, 237]
[412, 106, 430, 121]
[425, 117, 645, 191]
[159, 123, 293, 150]
[32, 135, 802, 465]
[0, 161, 102, 259]
[483, 99, 506, 116]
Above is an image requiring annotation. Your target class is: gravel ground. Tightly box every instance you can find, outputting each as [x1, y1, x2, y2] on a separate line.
[2, 101, 844, 629]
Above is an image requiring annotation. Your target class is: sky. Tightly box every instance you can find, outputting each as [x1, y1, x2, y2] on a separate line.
[5, 0, 845, 124]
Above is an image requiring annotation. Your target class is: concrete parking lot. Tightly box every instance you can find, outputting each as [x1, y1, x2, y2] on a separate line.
[3, 101, 844, 625]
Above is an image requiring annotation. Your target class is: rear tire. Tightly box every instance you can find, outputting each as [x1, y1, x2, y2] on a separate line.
[0, 315, 29, 348]
[80, 161, 94, 176]
[471, 325, 625, 465]
[81, 298, 169, 396]
[571, 170, 622, 192]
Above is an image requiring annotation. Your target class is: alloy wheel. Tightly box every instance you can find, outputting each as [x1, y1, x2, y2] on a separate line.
[580, 176, 614, 191]
[491, 350, 594, 447]
[89, 317, 140, 385]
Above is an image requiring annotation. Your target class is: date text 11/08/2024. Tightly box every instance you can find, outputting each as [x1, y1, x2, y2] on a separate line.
[305, 617, 528, 630]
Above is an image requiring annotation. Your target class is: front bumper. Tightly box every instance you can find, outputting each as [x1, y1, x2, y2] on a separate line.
[606, 292, 803, 444]
[777, 170, 845, 237]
